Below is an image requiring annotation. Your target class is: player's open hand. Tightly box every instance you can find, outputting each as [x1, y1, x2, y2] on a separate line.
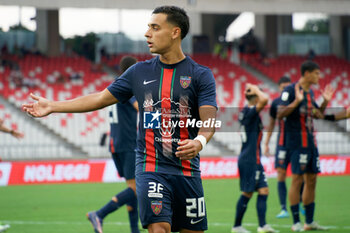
[295, 83, 304, 103]
[321, 84, 335, 102]
[346, 106, 350, 118]
[264, 143, 271, 157]
[22, 93, 52, 118]
[176, 139, 202, 160]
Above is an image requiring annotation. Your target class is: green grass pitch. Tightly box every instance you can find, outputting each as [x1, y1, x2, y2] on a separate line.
[1, 176, 349, 233]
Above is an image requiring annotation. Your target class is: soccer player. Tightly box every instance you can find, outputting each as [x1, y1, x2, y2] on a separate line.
[264, 76, 299, 218]
[87, 56, 140, 233]
[231, 84, 277, 233]
[277, 61, 334, 231]
[0, 118, 24, 139]
[23, 6, 217, 233]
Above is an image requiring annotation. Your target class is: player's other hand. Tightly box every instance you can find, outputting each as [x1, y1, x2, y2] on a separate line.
[346, 106, 350, 118]
[22, 93, 52, 118]
[245, 83, 258, 95]
[321, 84, 335, 102]
[176, 139, 202, 160]
[264, 144, 271, 157]
[294, 83, 304, 103]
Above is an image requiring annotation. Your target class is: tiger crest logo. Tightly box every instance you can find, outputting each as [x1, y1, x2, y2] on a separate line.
[180, 76, 192, 89]
[151, 201, 163, 215]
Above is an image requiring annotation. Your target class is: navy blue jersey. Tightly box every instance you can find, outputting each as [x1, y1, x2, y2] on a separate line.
[107, 56, 217, 177]
[270, 97, 287, 147]
[280, 82, 318, 149]
[108, 96, 137, 153]
[238, 106, 263, 164]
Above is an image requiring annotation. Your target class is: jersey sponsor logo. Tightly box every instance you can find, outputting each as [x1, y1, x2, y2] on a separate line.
[180, 76, 192, 89]
[148, 182, 164, 198]
[143, 80, 157, 85]
[281, 91, 289, 101]
[151, 201, 163, 215]
[143, 110, 161, 129]
[191, 218, 204, 224]
[159, 123, 175, 137]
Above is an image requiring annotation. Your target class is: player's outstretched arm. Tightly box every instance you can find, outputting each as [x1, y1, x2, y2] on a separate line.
[324, 106, 350, 121]
[0, 119, 24, 139]
[176, 105, 217, 160]
[22, 89, 119, 118]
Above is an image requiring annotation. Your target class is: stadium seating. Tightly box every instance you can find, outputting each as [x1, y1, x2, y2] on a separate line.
[1, 53, 349, 159]
[0, 54, 112, 157]
[0, 101, 75, 160]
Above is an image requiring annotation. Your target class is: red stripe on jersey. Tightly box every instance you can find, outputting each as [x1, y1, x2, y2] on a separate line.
[180, 108, 192, 176]
[110, 138, 115, 153]
[300, 115, 308, 148]
[161, 69, 174, 156]
[256, 131, 262, 164]
[145, 129, 156, 172]
[278, 120, 285, 146]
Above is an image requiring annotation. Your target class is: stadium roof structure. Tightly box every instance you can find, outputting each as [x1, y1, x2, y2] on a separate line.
[2, 0, 350, 14]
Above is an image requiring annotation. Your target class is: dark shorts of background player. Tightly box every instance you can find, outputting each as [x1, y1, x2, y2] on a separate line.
[290, 147, 321, 175]
[238, 162, 268, 193]
[112, 151, 136, 180]
[136, 172, 208, 232]
[275, 146, 292, 169]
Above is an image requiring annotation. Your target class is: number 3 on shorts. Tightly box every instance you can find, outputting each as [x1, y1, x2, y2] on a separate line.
[186, 197, 206, 217]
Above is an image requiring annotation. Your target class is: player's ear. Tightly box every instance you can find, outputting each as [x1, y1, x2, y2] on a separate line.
[172, 27, 181, 40]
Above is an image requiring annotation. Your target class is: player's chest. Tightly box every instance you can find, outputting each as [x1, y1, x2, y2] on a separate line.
[136, 69, 196, 102]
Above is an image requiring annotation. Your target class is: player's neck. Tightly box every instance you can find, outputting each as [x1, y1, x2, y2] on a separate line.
[159, 45, 186, 65]
[299, 78, 311, 92]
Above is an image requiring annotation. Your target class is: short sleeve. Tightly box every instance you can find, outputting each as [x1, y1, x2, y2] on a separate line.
[128, 96, 136, 105]
[107, 65, 135, 104]
[280, 84, 294, 106]
[197, 68, 217, 108]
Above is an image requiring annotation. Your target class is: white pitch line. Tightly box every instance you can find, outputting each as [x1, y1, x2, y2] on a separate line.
[1, 220, 348, 229]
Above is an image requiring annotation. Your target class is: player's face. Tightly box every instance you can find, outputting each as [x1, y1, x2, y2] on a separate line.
[279, 82, 291, 92]
[306, 69, 321, 85]
[145, 13, 177, 54]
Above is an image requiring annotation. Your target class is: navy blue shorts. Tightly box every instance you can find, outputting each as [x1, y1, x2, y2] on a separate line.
[111, 151, 136, 180]
[290, 147, 321, 175]
[238, 162, 268, 193]
[275, 146, 292, 169]
[136, 172, 208, 232]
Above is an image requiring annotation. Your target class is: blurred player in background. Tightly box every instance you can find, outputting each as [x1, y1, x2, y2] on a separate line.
[87, 56, 139, 233]
[231, 84, 277, 233]
[0, 222, 10, 232]
[264, 76, 303, 219]
[23, 5, 217, 233]
[277, 61, 334, 231]
[0, 118, 24, 139]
